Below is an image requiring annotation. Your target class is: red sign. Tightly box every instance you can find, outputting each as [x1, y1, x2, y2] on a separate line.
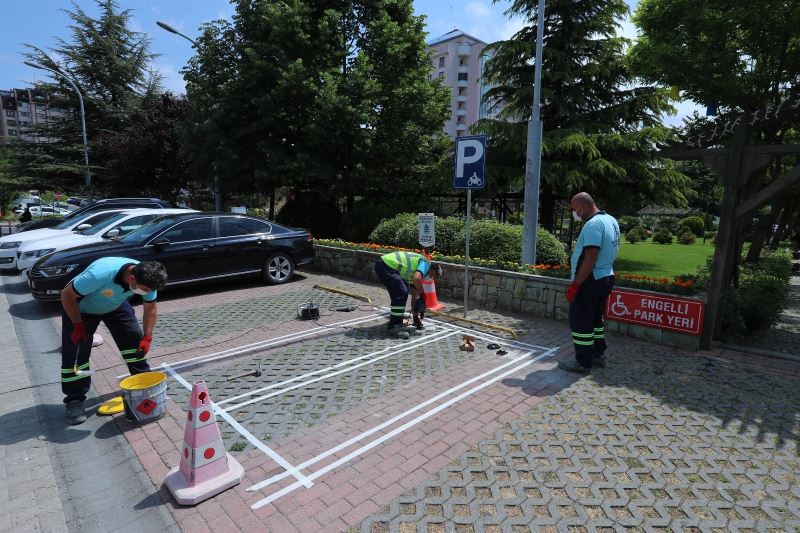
[605, 289, 705, 336]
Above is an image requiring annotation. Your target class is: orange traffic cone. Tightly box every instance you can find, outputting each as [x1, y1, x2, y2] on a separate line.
[422, 277, 445, 312]
[165, 380, 244, 505]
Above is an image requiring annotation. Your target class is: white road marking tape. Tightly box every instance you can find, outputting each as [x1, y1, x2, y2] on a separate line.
[249, 346, 558, 508]
[162, 363, 313, 489]
[223, 331, 459, 412]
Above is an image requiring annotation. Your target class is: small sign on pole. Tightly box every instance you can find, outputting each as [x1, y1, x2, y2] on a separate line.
[418, 213, 435, 248]
[454, 135, 488, 318]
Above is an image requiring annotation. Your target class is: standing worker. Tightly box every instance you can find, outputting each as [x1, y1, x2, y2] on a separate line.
[374, 251, 441, 339]
[559, 192, 620, 374]
[60, 258, 167, 424]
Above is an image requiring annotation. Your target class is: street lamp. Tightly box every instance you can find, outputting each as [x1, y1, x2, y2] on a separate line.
[156, 21, 223, 211]
[520, 0, 546, 266]
[24, 61, 92, 201]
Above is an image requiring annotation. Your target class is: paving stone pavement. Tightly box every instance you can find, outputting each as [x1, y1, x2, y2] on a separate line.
[358, 334, 800, 532]
[168, 324, 488, 452]
[154, 287, 359, 346]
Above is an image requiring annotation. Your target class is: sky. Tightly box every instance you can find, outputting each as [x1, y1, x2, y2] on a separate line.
[0, 0, 701, 125]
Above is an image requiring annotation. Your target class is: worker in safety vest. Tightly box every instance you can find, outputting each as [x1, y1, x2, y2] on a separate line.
[559, 192, 620, 374]
[375, 251, 442, 339]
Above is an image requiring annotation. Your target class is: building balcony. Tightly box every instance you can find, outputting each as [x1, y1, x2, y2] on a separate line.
[457, 79, 469, 88]
[456, 94, 468, 103]
[455, 108, 467, 117]
[456, 122, 467, 131]
[456, 43, 471, 56]
[458, 64, 469, 73]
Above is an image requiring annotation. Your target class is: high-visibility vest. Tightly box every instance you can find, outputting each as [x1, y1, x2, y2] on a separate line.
[381, 252, 429, 283]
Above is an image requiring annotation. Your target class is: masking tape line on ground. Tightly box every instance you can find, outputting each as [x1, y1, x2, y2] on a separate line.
[249, 346, 558, 508]
[162, 363, 313, 489]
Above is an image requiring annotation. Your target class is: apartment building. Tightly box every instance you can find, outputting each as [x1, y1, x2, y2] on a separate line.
[426, 29, 497, 138]
[0, 87, 68, 143]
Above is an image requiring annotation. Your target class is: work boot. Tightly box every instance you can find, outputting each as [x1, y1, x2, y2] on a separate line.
[388, 325, 410, 340]
[65, 400, 87, 425]
[557, 359, 591, 375]
[593, 355, 608, 368]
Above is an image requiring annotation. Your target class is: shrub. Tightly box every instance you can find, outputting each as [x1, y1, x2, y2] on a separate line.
[626, 225, 647, 244]
[679, 216, 705, 237]
[618, 216, 639, 233]
[653, 228, 673, 244]
[657, 216, 680, 234]
[369, 213, 417, 245]
[340, 199, 404, 243]
[678, 229, 696, 244]
[366, 213, 567, 265]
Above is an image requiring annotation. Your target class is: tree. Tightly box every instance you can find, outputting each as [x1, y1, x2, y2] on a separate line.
[629, 0, 800, 261]
[474, 0, 688, 229]
[14, 0, 161, 194]
[103, 93, 192, 202]
[183, 0, 451, 223]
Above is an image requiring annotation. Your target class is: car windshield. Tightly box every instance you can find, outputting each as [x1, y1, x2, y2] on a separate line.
[80, 212, 129, 235]
[53, 212, 95, 230]
[120, 216, 182, 244]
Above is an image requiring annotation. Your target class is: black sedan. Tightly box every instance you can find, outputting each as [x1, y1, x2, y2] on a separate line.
[28, 212, 315, 300]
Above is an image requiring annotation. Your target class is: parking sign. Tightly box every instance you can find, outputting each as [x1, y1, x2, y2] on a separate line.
[453, 135, 487, 190]
[418, 213, 435, 247]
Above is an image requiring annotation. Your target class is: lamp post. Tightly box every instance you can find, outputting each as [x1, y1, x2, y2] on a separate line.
[156, 21, 223, 211]
[520, 0, 546, 266]
[25, 61, 92, 201]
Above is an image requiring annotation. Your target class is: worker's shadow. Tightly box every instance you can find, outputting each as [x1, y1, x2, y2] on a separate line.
[8, 299, 61, 320]
[0, 403, 92, 445]
[501, 365, 578, 396]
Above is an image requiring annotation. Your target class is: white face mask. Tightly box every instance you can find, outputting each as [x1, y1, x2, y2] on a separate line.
[572, 210, 582, 222]
[130, 278, 149, 296]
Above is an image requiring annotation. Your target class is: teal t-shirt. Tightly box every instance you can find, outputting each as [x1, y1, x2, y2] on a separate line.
[570, 212, 620, 280]
[71, 257, 157, 315]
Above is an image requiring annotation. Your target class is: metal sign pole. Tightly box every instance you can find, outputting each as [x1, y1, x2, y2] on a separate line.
[464, 189, 472, 318]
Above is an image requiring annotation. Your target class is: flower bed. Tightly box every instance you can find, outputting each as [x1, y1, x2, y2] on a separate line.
[315, 239, 698, 295]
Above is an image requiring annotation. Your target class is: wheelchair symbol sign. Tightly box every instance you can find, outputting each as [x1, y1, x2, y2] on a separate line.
[610, 294, 631, 316]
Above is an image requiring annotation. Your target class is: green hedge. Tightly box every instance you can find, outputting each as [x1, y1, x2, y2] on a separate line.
[368, 213, 568, 265]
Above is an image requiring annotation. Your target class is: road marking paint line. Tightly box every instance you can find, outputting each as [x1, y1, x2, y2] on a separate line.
[426, 316, 547, 350]
[223, 331, 459, 412]
[247, 346, 558, 495]
[249, 346, 558, 508]
[162, 363, 313, 489]
[217, 327, 451, 405]
[117, 311, 387, 378]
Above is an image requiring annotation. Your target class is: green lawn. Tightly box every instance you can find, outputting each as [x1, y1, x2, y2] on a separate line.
[615, 238, 715, 278]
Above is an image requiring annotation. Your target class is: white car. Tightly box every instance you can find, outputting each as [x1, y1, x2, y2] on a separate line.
[16, 208, 195, 272]
[13, 204, 71, 217]
[0, 209, 127, 271]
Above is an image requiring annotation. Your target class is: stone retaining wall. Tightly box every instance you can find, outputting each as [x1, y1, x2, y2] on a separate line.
[310, 245, 702, 350]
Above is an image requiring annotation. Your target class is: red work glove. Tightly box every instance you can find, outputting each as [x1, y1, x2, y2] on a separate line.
[138, 335, 152, 355]
[565, 282, 581, 303]
[70, 321, 89, 345]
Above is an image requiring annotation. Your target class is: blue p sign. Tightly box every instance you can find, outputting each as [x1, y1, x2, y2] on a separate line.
[454, 135, 487, 190]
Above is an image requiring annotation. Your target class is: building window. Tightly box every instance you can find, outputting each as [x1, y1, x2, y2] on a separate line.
[6, 120, 16, 126]
[458, 88, 466, 95]
[19, 111, 31, 118]
[438, 57, 445, 68]
[438, 72, 444, 78]
[457, 73, 468, 81]
[5, 110, 14, 117]
[8, 129, 17, 136]
[427, 74, 432, 81]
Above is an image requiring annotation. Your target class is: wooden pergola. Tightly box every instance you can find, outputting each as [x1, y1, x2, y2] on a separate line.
[664, 92, 800, 348]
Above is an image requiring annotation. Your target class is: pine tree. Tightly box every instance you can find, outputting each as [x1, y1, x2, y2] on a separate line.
[14, 0, 161, 194]
[474, 0, 687, 228]
[183, 0, 451, 229]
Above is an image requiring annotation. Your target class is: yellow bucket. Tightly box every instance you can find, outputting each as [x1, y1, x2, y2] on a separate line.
[119, 371, 168, 425]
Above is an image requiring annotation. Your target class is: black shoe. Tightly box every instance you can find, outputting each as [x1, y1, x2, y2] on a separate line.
[557, 360, 591, 375]
[65, 400, 87, 425]
[387, 325, 410, 339]
[593, 356, 607, 368]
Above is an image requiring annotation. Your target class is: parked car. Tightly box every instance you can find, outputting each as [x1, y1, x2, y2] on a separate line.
[10, 195, 42, 211]
[0, 209, 126, 271]
[28, 212, 315, 300]
[16, 208, 194, 272]
[24, 205, 72, 217]
[15, 197, 176, 232]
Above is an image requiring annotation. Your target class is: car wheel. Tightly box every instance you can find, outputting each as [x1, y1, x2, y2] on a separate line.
[262, 252, 294, 284]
